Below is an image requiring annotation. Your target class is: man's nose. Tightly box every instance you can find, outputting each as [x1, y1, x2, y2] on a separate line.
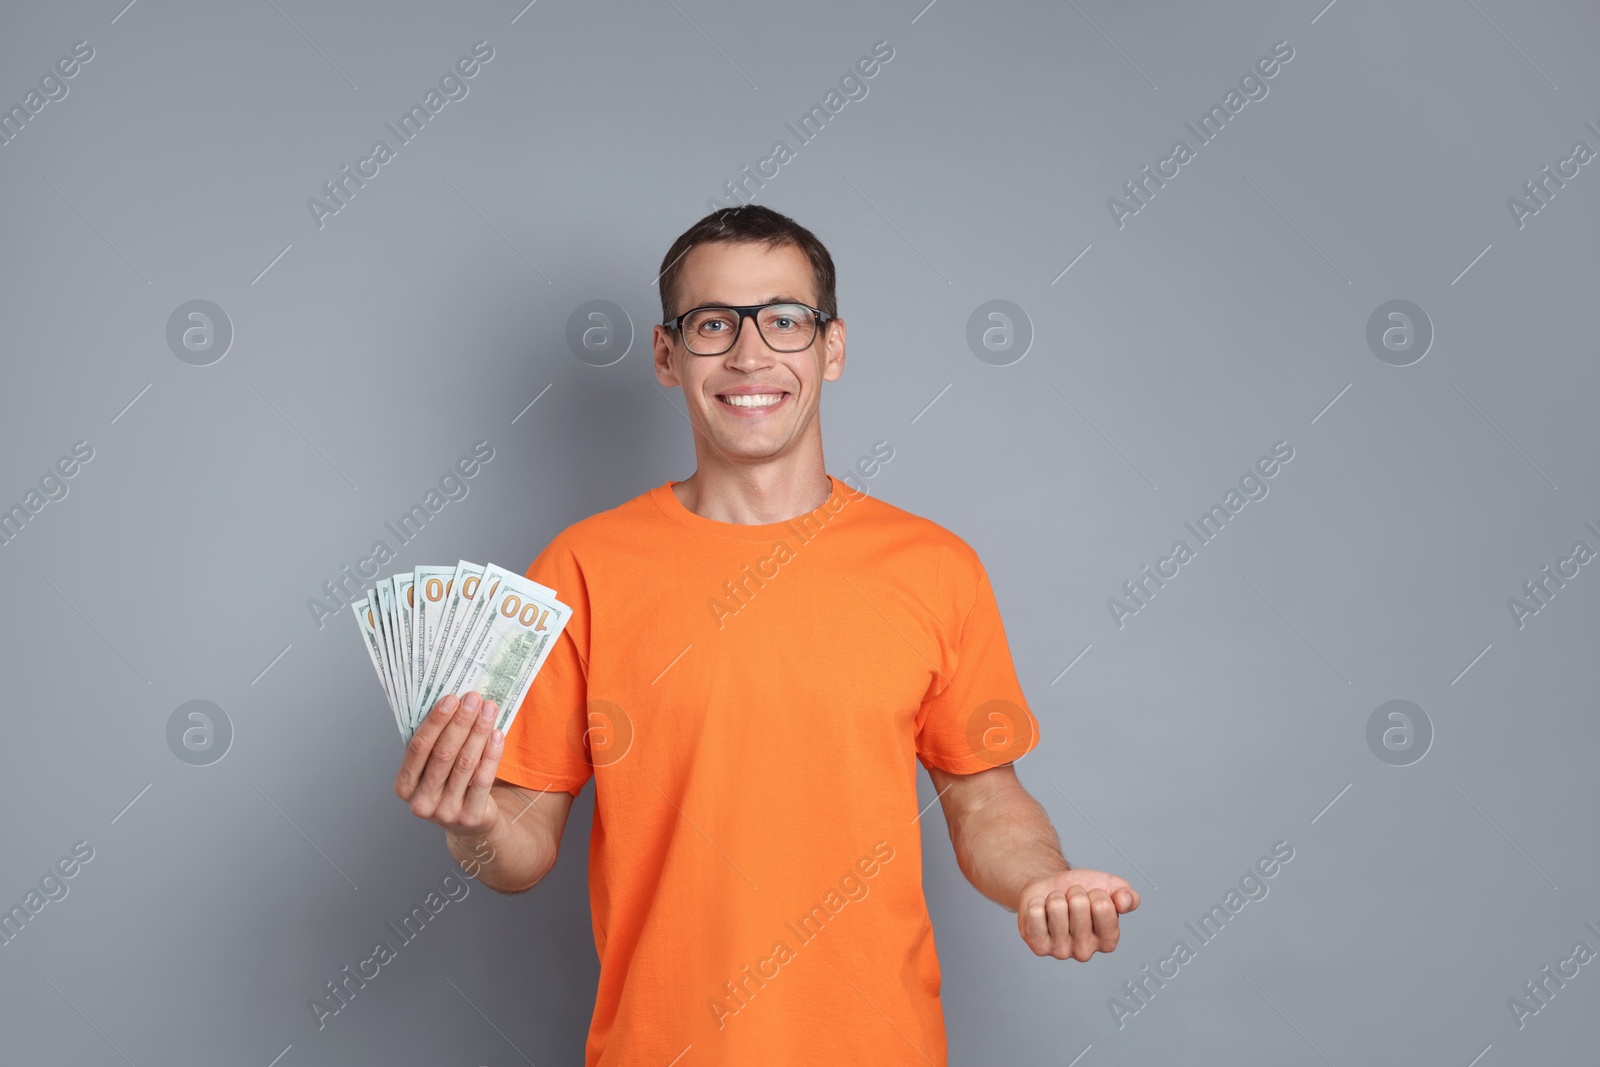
[725, 317, 774, 366]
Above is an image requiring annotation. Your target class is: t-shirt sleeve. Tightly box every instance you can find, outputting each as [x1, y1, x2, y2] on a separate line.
[496, 534, 594, 797]
[913, 545, 1040, 775]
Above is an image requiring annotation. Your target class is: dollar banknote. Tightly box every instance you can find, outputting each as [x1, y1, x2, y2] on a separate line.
[351, 596, 403, 737]
[412, 560, 486, 732]
[352, 561, 569, 744]
[373, 580, 403, 721]
[391, 573, 415, 716]
[411, 564, 456, 721]
[434, 564, 570, 733]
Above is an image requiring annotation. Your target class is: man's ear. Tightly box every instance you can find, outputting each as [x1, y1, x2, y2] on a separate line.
[652, 325, 680, 387]
[821, 318, 846, 382]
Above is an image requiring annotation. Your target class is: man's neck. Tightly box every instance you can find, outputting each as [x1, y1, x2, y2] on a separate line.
[671, 455, 833, 526]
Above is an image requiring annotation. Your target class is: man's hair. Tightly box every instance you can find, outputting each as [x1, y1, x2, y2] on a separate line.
[657, 204, 838, 326]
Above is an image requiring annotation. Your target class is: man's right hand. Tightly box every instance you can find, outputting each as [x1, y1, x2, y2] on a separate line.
[394, 692, 505, 839]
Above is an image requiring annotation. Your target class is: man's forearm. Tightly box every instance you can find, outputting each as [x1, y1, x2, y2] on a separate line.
[446, 785, 562, 893]
[946, 784, 1070, 912]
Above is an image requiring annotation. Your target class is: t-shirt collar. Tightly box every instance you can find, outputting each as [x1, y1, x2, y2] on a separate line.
[650, 474, 857, 542]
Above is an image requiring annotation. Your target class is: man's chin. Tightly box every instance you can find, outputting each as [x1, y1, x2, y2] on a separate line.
[696, 406, 808, 461]
[711, 440, 783, 462]
[702, 425, 795, 459]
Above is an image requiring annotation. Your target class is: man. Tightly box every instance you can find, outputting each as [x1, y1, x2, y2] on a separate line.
[394, 205, 1138, 1064]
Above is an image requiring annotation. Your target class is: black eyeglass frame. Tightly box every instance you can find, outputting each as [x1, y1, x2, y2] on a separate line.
[662, 301, 836, 356]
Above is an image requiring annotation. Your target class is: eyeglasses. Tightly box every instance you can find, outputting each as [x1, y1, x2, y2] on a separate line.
[663, 301, 834, 356]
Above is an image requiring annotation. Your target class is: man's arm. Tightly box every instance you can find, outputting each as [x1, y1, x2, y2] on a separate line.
[395, 692, 574, 894]
[926, 763, 1139, 961]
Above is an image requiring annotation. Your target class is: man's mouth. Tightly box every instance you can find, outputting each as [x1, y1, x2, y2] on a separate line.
[715, 390, 789, 411]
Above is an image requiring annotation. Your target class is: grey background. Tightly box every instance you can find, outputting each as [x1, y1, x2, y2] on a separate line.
[2, 0, 1597, 1063]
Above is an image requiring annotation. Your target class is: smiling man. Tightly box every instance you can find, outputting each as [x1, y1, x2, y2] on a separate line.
[393, 204, 1138, 1065]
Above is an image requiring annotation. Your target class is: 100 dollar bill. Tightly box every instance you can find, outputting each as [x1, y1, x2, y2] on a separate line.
[351, 596, 402, 737]
[412, 564, 456, 722]
[412, 560, 487, 730]
[353, 560, 569, 744]
[434, 564, 570, 733]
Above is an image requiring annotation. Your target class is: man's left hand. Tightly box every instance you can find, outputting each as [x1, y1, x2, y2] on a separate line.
[1016, 869, 1139, 961]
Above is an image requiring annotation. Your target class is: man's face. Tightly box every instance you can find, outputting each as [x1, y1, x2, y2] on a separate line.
[653, 240, 845, 464]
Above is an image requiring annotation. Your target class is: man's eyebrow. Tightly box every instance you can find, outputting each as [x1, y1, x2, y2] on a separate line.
[682, 293, 813, 308]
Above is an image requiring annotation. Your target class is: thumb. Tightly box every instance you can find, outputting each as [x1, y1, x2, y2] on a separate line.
[1114, 887, 1140, 912]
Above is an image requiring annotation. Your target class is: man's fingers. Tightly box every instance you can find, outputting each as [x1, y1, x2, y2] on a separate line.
[413, 693, 484, 812]
[1021, 877, 1138, 960]
[1089, 888, 1120, 952]
[460, 727, 506, 823]
[436, 700, 497, 823]
[1019, 896, 1052, 955]
[395, 695, 460, 799]
[1065, 886, 1096, 961]
[1044, 891, 1073, 958]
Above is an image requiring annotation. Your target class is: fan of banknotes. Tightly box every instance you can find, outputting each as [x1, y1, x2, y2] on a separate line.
[351, 561, 570, 744]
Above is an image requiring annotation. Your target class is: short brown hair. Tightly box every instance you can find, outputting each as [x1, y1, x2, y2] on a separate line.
[656, 204, 838, 326]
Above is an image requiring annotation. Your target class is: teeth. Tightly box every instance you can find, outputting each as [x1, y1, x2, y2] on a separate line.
[721, 393, 783, 408]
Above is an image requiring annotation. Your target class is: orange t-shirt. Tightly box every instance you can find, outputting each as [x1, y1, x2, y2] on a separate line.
[498, 474, 1040, 1066]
